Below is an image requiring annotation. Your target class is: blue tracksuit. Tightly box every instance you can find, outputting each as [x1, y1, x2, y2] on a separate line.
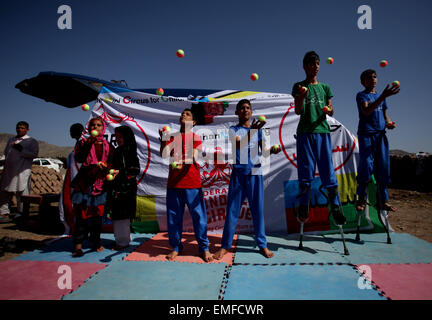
[356, 90, 391, 203]
[221, 125, 267, 249]
[166, 188, 209, 253]
[356, 132, 390, 202]
[296, 132, 341, 206]
[221, 170, 267, 249]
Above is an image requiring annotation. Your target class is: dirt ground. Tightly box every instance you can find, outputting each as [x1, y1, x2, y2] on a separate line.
[1, 188, 432, 262]
[387, 189, 432, 242]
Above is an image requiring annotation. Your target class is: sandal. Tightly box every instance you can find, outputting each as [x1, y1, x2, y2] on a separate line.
[113, 244, 128, 251]
[72, 249, 84, 257]
[93, 246, 105, 252]
[355, 199, 367, 212]
[331, 205, 346, 225]
[297, 205, 309, 221]
[381, 202, 397, 212]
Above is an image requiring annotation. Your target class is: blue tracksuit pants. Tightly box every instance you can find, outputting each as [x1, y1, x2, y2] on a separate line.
[296, 133, 341, 206]
[166, 188, 209, 253]
[221, 170, 267, 249]
[356, 132, 390, 203]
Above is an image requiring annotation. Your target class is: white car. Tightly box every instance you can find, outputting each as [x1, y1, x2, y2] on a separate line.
[32, 158, 62, 172]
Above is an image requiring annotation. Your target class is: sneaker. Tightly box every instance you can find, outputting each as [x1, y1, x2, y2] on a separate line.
[297, 205, 309, 220]
[331, 205, 346, 225]
[379, 202, 397, 212]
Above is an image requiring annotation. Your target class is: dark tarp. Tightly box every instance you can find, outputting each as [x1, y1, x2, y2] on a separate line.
[15, 72, 127, 108]
[15, 71, 221, 108]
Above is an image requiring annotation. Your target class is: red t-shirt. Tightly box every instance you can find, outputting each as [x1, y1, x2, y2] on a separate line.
[166, 132, 202, 189]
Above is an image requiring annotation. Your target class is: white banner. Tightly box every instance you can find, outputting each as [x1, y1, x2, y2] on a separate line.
[86, 86, 361, 234]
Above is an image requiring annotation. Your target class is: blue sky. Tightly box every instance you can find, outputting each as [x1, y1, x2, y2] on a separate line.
[1, 0, 431, 153]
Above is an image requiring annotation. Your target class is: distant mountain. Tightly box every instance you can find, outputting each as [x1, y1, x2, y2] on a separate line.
[390, 149, 414, 157]
[0, 133, 73, 159]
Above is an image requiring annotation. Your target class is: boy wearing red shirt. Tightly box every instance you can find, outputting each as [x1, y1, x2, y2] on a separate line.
[159, 109, 213, 262]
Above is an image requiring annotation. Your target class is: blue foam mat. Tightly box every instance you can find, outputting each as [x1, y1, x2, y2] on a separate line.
[323, 232, 432, 264]
[13, 233, 154, 264]
[234, 234, 348, 264]
[223, 264, 386, 300]
[63, 260, 227, 300]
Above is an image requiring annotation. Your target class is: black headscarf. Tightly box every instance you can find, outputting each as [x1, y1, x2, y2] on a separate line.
[113, 125, 140, 180]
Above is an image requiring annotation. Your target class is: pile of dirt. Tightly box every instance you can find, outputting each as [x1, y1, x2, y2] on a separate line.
[30, 166, 64, 194]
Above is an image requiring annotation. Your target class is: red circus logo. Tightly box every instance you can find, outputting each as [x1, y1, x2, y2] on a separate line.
[278, 103, 356, 173]
[200, 147, 232, 188]
[93, 104, 151, 184]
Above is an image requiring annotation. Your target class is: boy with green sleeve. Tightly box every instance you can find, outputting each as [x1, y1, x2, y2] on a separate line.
[291, 51, 346, 224]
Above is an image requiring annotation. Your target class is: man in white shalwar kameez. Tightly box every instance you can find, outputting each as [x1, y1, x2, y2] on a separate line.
[0, 121, 39, 220]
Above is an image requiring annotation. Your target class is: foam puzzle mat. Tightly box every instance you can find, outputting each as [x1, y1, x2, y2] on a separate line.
[355, 263, 432, 300]
[62, 260, 228, 300]
[13, 233, 154, 264]
[1, 232, 431, 300]
[234, 234, 349, 264]
[0, 260, 105, 300]
[222, 264, 386, 300]
[323, 232, 432, 265]
[125, 232, 236, 264]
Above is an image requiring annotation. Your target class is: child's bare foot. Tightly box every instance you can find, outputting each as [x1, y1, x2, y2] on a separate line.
[166, 250, 179, 261]
[260, 247, 274, 258]
[201, 250, 214, 263]
[213, 248, 228, 260]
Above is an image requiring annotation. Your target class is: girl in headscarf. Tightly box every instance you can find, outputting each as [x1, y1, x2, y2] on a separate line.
[70, 117, 114, 257]
[108, 125, 140, 250]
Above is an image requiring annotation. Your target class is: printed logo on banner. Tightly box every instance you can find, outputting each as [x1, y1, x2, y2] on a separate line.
[199, 146, 254, 232]
[93, 102, 151, 184]
[191, 101, 229, 125]
[284, 178, 331, 233]
[278, 103, 357, 173]
[201, 147, 232, 188]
